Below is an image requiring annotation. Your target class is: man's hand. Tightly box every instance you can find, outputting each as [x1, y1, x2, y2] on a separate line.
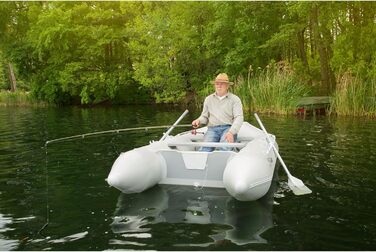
[224, 132, 234, 143]
[192, 119, 200, 128]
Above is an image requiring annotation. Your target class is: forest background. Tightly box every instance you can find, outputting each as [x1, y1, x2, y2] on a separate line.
[0, 2, 375, 115]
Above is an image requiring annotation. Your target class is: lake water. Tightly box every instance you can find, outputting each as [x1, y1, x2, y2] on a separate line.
[0, 105, 375, 250]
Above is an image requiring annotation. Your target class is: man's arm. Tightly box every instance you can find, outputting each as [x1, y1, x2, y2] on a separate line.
[197, 97, 209, 125]
[229, 97, 244, 135]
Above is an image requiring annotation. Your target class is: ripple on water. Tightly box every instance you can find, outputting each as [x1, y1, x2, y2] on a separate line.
[48, 231, 89, 244]
[121, 233, 152, 238]
[108, 239, 146, 246]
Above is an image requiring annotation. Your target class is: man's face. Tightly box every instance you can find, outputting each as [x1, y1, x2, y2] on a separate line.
[215, 82, 229, 96]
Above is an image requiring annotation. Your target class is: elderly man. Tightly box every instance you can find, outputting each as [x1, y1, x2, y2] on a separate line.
[192, 73, 244, 152]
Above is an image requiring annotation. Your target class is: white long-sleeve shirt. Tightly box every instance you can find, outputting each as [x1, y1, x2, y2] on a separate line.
[197, 92, 244, 134]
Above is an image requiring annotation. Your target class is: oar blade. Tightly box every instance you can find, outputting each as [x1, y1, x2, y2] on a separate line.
[288, 176, 312, 195]
[254, 113, 312, 196]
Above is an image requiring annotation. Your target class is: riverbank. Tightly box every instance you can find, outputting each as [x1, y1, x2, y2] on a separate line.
[1, 77, 375, 118]
[0, 90, 48, 107]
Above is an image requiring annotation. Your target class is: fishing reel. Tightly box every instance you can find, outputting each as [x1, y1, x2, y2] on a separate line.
[191, 125, 204, 135]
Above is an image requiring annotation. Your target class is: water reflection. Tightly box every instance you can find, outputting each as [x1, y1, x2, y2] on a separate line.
[0, 213, 18, 250]
[111, 178, 276, 246]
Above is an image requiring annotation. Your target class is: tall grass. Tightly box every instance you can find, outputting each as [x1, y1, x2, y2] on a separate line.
[329, 72, 376, 117]
[234, 62, 311, 114]
[0, 90, 48, 107]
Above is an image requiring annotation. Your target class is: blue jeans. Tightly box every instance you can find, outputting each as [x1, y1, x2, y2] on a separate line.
[199, 125, 238, 152]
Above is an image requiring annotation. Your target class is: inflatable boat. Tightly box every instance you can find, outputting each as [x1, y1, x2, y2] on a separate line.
[107, 112, 278, 201]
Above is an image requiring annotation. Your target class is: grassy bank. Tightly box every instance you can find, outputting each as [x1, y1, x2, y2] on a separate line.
[329, 72, 376, 118]
[2, 70, 375, 118]
[0, 90, 49, 107]
[199, 65, 375, 117]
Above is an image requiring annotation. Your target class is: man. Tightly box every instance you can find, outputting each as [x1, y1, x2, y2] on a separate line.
[192, 73, 244, 152]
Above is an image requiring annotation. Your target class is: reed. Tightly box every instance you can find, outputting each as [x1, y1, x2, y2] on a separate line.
[234, 62, 311, 114]
[329, 72, 376, 117]
[0, 90, 48, 107]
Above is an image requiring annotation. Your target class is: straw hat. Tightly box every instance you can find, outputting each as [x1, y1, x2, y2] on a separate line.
[212, 73, 233, 85]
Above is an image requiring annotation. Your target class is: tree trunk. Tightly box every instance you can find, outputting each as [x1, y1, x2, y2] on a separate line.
[352, 2, 360, 61]
[311, 4, 335, 95]
[321, 24, 336, 93]
[297, 29, 307, 66]
[8, 63, 17, 92]
[308, 21, 315, 58]
[297, 28, 313, 85]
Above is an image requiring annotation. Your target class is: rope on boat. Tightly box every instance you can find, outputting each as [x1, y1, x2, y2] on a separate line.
[45, 124, 193, 145]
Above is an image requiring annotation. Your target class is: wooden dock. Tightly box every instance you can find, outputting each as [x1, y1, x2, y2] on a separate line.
[297, 96, 331, 116]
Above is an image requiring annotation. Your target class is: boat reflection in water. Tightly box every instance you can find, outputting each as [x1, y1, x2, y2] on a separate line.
[110, 174, 277, 247]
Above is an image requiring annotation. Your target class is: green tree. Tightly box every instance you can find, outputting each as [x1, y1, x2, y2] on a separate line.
[128, 2, 217, 103]
[0, 50, 8, 90]
[331, 2, 376, 80]
[0, 2, 31, 91]
[0, 1, 375, 105]
[26, 2, 148, 104]
[204, 2, 288, 77]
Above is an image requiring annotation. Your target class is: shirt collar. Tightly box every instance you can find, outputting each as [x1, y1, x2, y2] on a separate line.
[213, 92, 230, 99]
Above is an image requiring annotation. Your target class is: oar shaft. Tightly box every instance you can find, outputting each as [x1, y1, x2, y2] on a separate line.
[266, 136, 292, 177]
[255, 113, 311, 195]
[160, 109, 189, 141]
[254, 113, 292, 177]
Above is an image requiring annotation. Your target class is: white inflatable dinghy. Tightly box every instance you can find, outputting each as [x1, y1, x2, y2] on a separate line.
[107, 118, 278, 201]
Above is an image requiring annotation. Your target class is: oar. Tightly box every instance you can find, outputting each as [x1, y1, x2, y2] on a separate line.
[160, 109, 189, 141]
[254, 113, 312, 195]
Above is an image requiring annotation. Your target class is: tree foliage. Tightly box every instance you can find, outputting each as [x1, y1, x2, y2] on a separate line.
[0, 2, 375, 105]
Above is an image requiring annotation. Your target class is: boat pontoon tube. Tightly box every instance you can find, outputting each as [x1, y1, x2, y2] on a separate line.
[107, 142, 167, 193]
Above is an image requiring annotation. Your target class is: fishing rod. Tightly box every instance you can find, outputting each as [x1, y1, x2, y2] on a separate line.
[45, 124, 193, 145]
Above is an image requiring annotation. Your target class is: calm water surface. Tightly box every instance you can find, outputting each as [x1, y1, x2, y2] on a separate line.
[0, 106, 375, 250]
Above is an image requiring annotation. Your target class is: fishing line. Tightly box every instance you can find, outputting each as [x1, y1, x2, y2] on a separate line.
[38, 142, 49, 236]
[38, 123, 193, 235]
[110, 135, 120, 156]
